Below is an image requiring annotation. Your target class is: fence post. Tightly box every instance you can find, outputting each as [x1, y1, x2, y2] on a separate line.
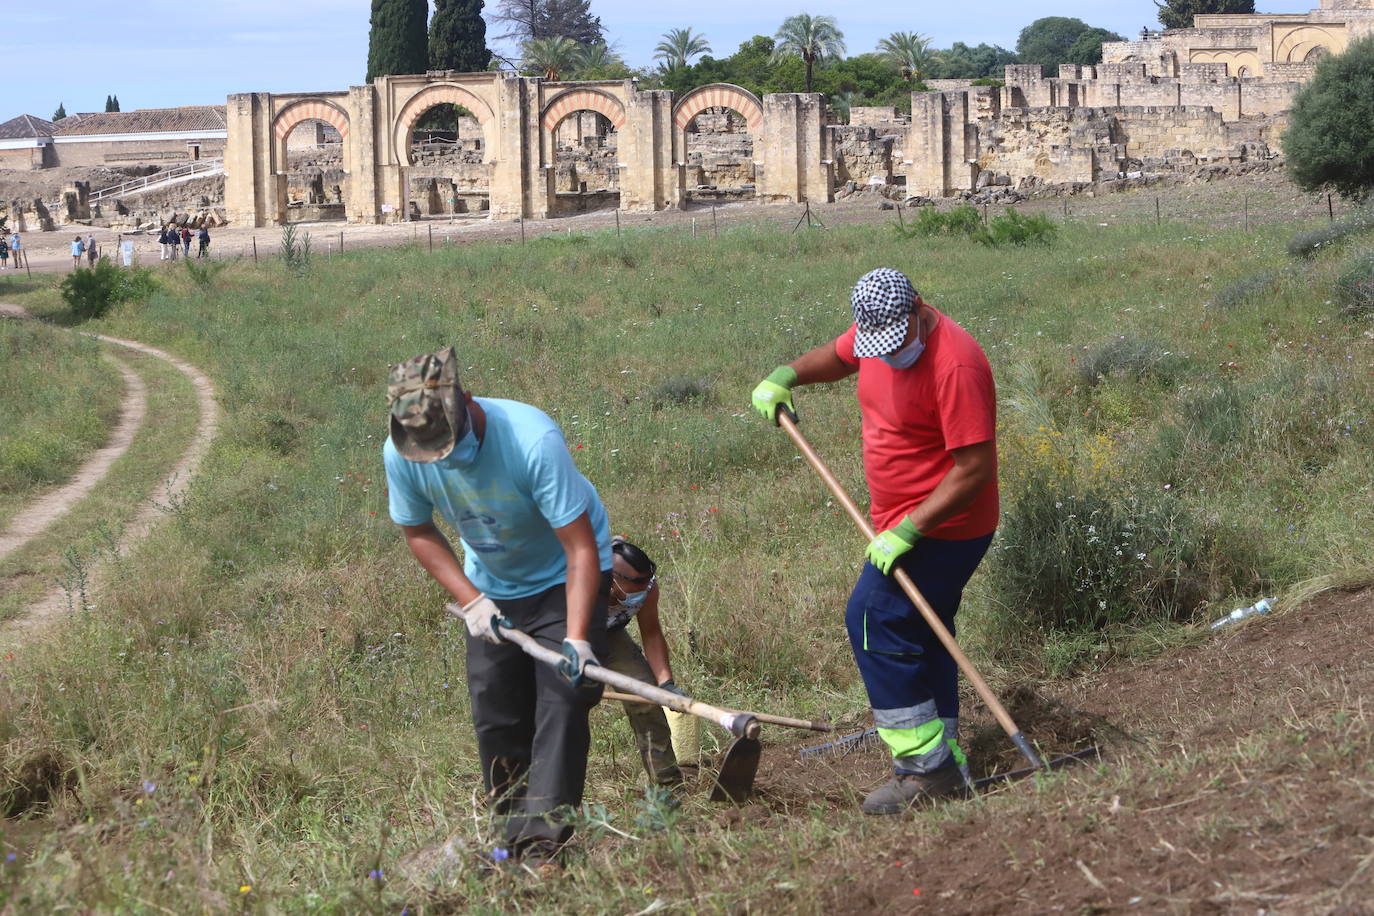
[252, 236, 258, 264]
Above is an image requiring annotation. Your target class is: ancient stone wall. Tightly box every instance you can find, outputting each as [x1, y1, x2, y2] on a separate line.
[53, 138, 227, 168]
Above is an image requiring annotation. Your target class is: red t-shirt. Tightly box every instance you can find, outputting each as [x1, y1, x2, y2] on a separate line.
[834, 308, 999, 539]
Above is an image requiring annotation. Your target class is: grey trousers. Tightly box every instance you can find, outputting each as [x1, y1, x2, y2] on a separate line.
[466, 572, 610, 847]
[601, 627, 681, 785]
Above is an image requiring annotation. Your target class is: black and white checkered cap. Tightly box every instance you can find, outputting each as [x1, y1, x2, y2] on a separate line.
[851, 268, 918, 358]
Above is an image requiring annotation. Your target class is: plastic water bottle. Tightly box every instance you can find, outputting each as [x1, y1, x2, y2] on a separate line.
[1209, 597, 1275, 630]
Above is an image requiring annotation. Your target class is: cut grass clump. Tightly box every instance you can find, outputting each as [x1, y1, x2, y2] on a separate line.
[974, 209, 1058, 247]
[897, 204, 984, 238]
[648, 375, 715, 408]
[1210, 269, 1287, 310]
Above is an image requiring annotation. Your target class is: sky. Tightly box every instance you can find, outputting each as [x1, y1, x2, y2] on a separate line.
[8, 1, 1167, 121]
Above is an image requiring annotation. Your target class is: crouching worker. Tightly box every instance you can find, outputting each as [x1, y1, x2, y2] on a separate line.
[751, 268, 998, 815]
[601, 537, 701, 786]
[382, 345, 613, 866]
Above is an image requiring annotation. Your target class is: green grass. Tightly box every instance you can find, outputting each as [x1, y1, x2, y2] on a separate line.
[0, 208, 1370, 911]
[0, 345, 198, 621]
[0, 321, 123, 527]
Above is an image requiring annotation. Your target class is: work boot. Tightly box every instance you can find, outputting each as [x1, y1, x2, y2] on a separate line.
[862, 762, 968, 815]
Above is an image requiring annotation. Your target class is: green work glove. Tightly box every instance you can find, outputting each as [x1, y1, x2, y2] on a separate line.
[865, 518, 922, 575]
[751, 365, 798, 425]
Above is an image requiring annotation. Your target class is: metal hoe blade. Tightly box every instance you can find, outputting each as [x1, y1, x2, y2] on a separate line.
[709, 736, 762, 803]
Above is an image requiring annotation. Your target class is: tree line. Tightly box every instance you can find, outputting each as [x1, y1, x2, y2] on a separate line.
[365, 0, 1257, 114]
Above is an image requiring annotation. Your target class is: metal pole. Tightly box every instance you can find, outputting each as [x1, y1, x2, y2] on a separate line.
[1244, 195, 1250, 232]
[1328, 193, 1335, 223]
[777, 410, 1044, 770]
[519, 218, 525, 244]
[339, 231, 344, 252]
[615, 209, 621, 239]
[1156, 197, 1161, 225]
[692, 217, 696, 238]
[252, 236, 258, 265]
[428, 224, 433, 252]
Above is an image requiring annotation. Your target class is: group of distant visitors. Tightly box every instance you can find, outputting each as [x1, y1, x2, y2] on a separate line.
[159, 225, 210, 261]
[0, 232, 21, 270]
[70, 233, 99, 269]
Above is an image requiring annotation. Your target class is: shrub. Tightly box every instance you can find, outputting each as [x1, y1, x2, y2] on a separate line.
[895, 204, 984, 238]
[969, 77, 1005, 87]
[648, 375, 714, 407]
[973, 209, 1058, 247]
[1210, 270, 1285, 309]
[1284, 35, 1374, 201]
[1077, 336, 1180, 386]
[58, 259, 157, 321]
[990, 477, 1250, 632]
[1334, 252, 1374, 318]
[182, 257, 228, 290]
[280, 224, 312, 275]
[1286, 204, 1374, 259]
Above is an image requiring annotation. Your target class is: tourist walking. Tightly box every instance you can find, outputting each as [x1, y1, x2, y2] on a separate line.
[86, 233, 98, 266]
[180, 226, 192, 258]
[9, 231, 23, 269]
[197, 226, 210, 258]
[159, 226, 173, 261]
[751, 267, 999, 815]
[0, 235, 9, 270]
[382, 345, 613, 869]
[70, 235, 85, 269]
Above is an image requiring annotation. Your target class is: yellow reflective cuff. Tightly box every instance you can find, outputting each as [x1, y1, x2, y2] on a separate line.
[876, 719, 945, 759]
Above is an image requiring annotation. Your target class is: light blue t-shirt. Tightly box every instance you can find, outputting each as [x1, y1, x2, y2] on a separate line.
[383, 397, 612, 600]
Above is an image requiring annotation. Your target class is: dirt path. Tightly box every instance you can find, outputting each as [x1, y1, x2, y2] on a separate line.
[0, 304, 220, 643]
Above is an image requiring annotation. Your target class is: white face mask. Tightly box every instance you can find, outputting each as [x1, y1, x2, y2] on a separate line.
[880, 336, 926, 370]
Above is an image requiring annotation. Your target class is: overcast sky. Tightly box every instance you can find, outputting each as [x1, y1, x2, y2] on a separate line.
[9, 1, 1163, 120]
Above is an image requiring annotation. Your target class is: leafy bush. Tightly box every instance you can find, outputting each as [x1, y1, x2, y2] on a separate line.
[973, 209, 1058, 247]
[1078, 336, 1180, 386]
[1284, 35, 1374, 201]
[1334, 253, 1374, 318]
[969, 77, 1005, 87]
[182, 257, 227, 290]
[895, 204, 984, 238]
[58, 259, 157, 321]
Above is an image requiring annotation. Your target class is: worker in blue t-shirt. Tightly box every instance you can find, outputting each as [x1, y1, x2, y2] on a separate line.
[382, 345, 612, 869]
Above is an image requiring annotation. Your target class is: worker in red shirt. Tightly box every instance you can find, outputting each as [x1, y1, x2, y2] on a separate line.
[751, 267, 998, 814]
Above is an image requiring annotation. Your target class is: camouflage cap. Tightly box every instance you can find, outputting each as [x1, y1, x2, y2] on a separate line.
[387, 345, 469, 462]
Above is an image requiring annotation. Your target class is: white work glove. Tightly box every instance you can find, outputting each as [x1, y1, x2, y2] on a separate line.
[558, 639, 598, 686]
[447, 593, 505, 645]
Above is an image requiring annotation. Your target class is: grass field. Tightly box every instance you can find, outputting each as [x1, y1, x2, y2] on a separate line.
[0, 197, 1371, 911]
[0, 321, 122, 528]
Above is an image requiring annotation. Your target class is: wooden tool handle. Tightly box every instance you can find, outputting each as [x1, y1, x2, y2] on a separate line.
[603, 690, 832, 732]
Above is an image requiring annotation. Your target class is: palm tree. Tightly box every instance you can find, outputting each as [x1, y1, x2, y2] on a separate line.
[522, 36, 580, 80]
[574, 42, 623, 78]
[654, 27, 711, 70]
[830, 90, 861, 123]
[877, 31, 934, 85]
[772, 14, 846, 93]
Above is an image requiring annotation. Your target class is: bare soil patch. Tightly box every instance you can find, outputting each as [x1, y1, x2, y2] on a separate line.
[783, 587, 1374, 913]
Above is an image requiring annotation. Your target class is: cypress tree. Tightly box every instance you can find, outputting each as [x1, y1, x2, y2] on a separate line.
[367, 0, 429, 82]
[111, 95, 120, 112]
[430, 0, 491, 73]
[53, 102, 66, 121]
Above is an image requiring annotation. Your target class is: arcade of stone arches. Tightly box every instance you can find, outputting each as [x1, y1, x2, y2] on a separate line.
[225, 72, 832, 226]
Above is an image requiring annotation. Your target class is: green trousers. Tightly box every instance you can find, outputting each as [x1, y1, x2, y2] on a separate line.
[601, 627, 682, 786]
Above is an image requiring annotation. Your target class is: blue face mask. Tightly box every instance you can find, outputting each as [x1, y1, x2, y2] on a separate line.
[881, 336, 926, 370]
[436, 409, 479, 469]
[614, 588, 650, 612]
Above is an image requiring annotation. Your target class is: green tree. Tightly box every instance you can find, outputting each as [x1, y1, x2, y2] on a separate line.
[1065, 27, 1125, 66]
[654, 27, 711, 70]
[429, 0, 490, 72]
[110, 94, 120, 112]
[772, 13, 846, 92]
[1156, 0, 1255, 31]
[877, 31, 934, 84]
[1284, 36, 1374, 201]
[522, 36, 581, 79]
[366, 0, 428, 82]
[574, 43, 629, 78]
[929, 42, 1018, 79]
[1017, 17, 1112, 72]
[52, 102, 66, 121]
